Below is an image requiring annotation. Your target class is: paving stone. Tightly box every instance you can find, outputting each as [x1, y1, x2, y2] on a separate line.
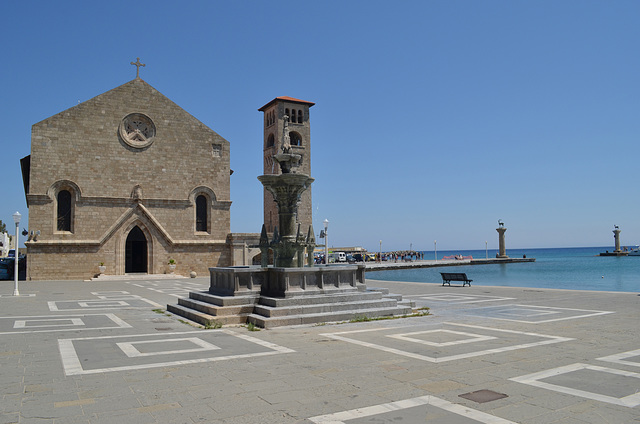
[4, 279, 640, 423]
[0, 412, 19, 424]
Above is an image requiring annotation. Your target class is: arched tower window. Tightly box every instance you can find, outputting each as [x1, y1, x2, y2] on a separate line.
[290, 132, 302, 147]
[291, 109, 296, 123]
[57, 190, 72, 232]
[297, 109, 303, 123]
[267, 134, 275, 148]
[285, 108, 290, 119]
[196, 195, 208, 232]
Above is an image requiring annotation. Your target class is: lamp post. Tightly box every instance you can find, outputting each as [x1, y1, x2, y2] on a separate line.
[485, 241, 488, 259]
[379, 240, 382, 263]
[323, 219, 329, 265]
[434, 240, 437, 261]
[12, 211, 21, 296]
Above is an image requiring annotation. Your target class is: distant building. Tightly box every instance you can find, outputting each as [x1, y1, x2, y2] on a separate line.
[0, 232, 9, 257]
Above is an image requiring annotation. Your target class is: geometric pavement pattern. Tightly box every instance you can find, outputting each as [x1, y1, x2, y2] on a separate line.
[308, 394, 518, 423]
[0, 313, 131, 334]
[58, 329, 295, 375]
[321, 323, 573, 363]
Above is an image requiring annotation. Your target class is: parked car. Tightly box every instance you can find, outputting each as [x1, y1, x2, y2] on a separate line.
[0, 257, 16, 279]
[327, 252, 347, 263]
[0, 260, 9, 280]
[0, 255, 26, 280]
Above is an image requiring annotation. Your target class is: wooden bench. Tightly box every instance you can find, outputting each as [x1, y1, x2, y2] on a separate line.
[440, 272, 472, 287]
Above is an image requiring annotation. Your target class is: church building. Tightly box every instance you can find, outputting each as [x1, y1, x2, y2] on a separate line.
[22, 74, 233, 280]
[21, 63, 315, 280]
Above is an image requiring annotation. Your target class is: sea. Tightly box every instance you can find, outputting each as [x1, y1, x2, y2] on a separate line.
[366, 247, 640, 293]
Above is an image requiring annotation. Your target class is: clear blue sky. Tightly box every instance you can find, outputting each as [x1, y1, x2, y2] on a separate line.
[1, 1, 638, 252]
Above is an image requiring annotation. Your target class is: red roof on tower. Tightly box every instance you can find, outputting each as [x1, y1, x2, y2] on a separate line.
[258, 96, 315, 111]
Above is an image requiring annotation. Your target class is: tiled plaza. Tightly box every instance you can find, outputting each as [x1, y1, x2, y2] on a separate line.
[1, 276, 638, 423]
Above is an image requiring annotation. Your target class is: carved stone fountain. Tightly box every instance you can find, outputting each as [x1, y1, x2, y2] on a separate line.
[257, 116, 315, 268]
[167, 116, 412, 327]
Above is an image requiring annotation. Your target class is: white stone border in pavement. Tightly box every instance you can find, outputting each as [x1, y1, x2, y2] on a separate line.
[308, 394, 518, 423]
[0, 313, 131, 334]
[48, 297, 162, 311]
[14, 317, 85, 329]
[598, 349, 640, 368]
[466, 304, 614, 323]
[126, 280, 208, 298]
[321, 323, 573, 363]
[58, 329, 295, 376]
[510, 363, 640, 407]
[116, 337, 221, 357]
[387, 329, 498, 347]
[0, 293, 36, 297]
[404, 293, 516, 304]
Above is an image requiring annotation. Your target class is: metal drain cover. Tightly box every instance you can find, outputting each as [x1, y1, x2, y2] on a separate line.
[459, 389, 508, 403]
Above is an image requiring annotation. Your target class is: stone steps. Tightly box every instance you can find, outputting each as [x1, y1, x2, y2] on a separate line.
[167, 285, 414, 329]
[166, 304, 248, 326]
[254, 297, 401, 317]
[178, 297, 255, 317]
[247, 305, 414, 329]
[258, 290, 385, 307]
[189, 291, 260, 307]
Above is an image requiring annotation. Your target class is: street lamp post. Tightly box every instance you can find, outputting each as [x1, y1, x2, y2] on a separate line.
[485, 241, 488, 259]
[12, 211, 21, 296]
[379, 240, 382, 263]
[323, 219, 329, 265]
[434, 240, 437, 261]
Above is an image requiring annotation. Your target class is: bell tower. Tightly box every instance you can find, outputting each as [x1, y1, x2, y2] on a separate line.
[258, 96, 315, 234]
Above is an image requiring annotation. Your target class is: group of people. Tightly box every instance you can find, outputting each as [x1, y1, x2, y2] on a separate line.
[384, 251, 425, 262]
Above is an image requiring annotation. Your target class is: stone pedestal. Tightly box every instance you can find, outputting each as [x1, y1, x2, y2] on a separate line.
[613, 228, 621, 253]
[164, 263, 413, 328]
[496, 226, 508, 258]
[208, 264, 366, 298]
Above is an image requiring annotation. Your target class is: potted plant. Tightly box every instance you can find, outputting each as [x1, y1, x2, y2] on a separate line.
[98, 262, 106, 274]
[168, 259, 176, 273]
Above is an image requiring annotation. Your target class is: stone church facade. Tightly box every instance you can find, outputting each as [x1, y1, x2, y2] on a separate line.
[21, 72, 316, 281]
[22, 77, 233, 280]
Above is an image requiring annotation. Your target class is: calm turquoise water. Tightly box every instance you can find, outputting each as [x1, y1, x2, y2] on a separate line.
[366, 247, 640, 293]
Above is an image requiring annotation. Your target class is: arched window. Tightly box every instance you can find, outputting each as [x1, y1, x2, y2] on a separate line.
[290, 132, 302, 147]
[196, 195, 208, 232]
[297, 109, 303, 123]
[291, 109, 296, 123]
[57, 190, 72, 231]
[285, 108, 290, 120]
[267, 134, 275, 148]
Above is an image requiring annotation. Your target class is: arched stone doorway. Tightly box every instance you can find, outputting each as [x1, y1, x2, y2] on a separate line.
[125, 226, 148, 273]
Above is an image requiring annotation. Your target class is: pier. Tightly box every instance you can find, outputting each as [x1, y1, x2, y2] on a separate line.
[364, 257, 535, 271]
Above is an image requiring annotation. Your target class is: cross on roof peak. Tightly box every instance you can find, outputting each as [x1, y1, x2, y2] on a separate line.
[130, 57, 145, 79]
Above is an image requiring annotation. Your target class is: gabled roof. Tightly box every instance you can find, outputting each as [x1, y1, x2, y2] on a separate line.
[258, 96, 315, 112]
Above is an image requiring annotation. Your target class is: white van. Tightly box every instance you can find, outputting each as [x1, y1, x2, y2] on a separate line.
[328, 252, 347, 263]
